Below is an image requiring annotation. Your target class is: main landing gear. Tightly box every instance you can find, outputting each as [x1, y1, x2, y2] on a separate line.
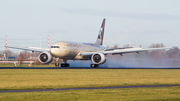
[61, 63, 69, 67]
[91, 64, 99, 68]
[61, 60, 69, 67]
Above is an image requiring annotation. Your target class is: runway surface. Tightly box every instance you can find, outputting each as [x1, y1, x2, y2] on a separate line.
[1, 67, 180, 69]
[0, 85, 180, 93]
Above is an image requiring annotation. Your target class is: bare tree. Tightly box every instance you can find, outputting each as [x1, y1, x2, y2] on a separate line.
[0, 49, 19, 57]
[167, 47, 180, 58]
[16, 50, 30, 61]
[112, 44, 118, 48]
[123, 44, 130, 48]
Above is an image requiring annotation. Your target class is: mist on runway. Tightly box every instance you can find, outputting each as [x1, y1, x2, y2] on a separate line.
[68, 47, 180, 68]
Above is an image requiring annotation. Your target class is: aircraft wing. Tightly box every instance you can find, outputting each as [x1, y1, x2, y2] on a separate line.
[5, 45, 50, 52]
[81, 47, 172, 56]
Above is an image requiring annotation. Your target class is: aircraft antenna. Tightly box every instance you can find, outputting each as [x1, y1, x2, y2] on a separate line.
[40, 35, 42, 48]
[48, 35, 49, 49]
[5, 35, 7, 60]
[132, 41, 134, 48]
[6, 35, 7, 50]
[30, 51, 32, 66]
[129, 41, 131, 47]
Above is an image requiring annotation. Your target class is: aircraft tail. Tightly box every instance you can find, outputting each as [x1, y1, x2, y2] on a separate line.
[95, 18, 106, 46]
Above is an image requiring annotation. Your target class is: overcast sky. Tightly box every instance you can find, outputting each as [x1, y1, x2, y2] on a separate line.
[0, 0, 180, 52]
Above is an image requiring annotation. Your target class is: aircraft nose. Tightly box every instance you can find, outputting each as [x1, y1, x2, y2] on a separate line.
[50, 45, 62, 57]
[50, 48, 56, 56]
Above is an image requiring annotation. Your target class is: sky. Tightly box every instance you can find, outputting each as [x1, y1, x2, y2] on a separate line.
[0, 0, 180, 52]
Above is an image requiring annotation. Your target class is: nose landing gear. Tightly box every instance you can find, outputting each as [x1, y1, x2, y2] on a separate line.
[55, 63, 60, 67]
[55, 59, 69, 67]
[55, 58, 60, 67]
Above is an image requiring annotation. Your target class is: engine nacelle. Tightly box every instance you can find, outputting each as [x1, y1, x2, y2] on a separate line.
[91, 52, 106, 64]
[38, 52, 53, 64]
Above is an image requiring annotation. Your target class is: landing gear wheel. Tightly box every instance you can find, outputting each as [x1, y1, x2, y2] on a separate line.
[61, 59, 69, 67]
[91, 64, 99, 68]
[61, 63, 70, 67]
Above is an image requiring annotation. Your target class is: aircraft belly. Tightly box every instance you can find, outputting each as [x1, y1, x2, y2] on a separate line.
[59, 49, 79, 59]
[53, 42, 102, 60]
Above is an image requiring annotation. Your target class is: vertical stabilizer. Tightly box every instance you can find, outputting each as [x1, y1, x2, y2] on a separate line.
[95, 18, 106, 46]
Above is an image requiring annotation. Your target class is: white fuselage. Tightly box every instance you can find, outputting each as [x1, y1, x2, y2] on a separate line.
[50, 41, 104, 60]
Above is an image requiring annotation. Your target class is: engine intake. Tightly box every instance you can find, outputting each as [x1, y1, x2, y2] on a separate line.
[38, 52, 53, 64]
[91, 52, 106, 64]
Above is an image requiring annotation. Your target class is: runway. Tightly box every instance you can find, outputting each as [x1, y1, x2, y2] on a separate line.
[0, 85, 180, 93]
[1, 67, 180, 69]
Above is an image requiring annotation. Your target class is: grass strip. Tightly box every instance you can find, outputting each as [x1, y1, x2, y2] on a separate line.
[0, 87, 180, 101]
[0, 69, 180, 90]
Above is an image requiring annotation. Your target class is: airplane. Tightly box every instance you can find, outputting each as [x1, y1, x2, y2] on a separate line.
[5, 18, 172, 68]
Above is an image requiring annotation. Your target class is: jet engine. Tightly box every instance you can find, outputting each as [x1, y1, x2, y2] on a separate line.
[38, 52, 53, 64]
[91, 52, 106, 64]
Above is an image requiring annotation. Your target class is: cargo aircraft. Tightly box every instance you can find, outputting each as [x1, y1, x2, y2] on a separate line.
[5, 18, 172, 67]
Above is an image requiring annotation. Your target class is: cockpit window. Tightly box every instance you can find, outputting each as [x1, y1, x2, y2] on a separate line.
[51, 46, 60, 48]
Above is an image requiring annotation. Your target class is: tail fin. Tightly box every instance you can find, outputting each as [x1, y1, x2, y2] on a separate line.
[95, 18, 106, 46]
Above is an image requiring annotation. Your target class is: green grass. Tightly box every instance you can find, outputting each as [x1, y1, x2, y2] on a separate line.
[0, 69, 180, 90]
[0, 87, 180, 101]
[0, 69, 180, 100]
